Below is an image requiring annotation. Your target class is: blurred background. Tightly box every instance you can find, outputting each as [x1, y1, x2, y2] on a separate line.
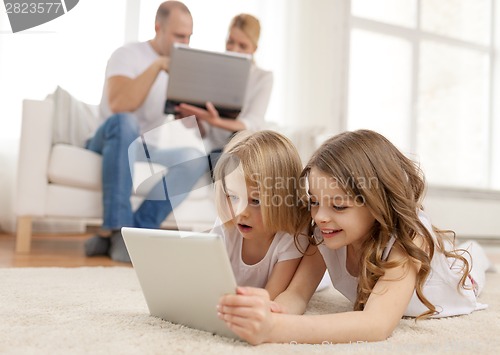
[1, 0, 499, 238]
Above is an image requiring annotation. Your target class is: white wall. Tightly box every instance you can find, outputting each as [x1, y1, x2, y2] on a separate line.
[0, 0, 127, 233]
[281, 0, 348, 132]
[424, 189, 500, 239]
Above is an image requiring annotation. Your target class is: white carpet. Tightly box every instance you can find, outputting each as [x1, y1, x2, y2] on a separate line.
[0, 267, 499, 354]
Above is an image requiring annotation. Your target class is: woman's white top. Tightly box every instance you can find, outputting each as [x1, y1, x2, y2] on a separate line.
[317, 210, 487, 318]
[211, 220, 308, 288]
[204, 64, 273, 151]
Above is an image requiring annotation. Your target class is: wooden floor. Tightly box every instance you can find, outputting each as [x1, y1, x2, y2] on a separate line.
[0, 233, 129, 267]
[1, 232, 499, 268]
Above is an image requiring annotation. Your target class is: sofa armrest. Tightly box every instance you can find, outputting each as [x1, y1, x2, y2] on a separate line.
[16, 99, 54, 216]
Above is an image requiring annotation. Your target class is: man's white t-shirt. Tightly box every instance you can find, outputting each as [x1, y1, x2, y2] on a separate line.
[211, 221, 308, 288]
[97, 41, 168, 135]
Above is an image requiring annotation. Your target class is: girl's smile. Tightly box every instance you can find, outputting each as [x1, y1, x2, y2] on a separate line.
[319, 228, 343, 239]
[308, 167, 375, 251]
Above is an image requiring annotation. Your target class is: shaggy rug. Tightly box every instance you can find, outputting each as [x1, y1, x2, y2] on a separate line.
[0, 267, 499, 354]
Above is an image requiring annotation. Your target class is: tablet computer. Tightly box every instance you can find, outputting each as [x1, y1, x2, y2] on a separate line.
[164, 43, 252, 119]
[121, 227, 238, 339]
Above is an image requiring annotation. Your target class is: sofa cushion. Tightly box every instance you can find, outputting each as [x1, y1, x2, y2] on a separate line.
[45, 184, 103, 218]
[48, 144, 211, 200]
[48, 144, 167, 195]
[47, 86, 100, 148]
[48, 144, 103, 190]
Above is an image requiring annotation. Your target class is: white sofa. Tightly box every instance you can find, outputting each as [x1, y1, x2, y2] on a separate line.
[15, 89, 217, 253]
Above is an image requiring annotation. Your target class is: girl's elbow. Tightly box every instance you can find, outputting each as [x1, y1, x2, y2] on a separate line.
[368, 322, 396, 341]
[361, 316, 397, 342]
[371, 328, 393, 342]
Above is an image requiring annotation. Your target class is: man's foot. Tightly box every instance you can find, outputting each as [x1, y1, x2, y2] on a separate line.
[84, 235, 111, 256]
[109, 230, 131, 263]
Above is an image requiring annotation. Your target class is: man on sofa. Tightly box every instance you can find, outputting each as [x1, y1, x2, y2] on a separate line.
[84, 1, 208, 262]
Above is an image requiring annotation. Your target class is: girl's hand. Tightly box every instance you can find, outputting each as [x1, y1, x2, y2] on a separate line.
[177, 102, 221, 126]
[217, 286, 277, 345]
[269, 300, 286, 314]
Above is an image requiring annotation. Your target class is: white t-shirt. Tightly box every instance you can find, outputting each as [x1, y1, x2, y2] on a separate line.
[211, 220, 308, 288]
[317, 210, 487, 318]
[96, 41, 168, 135]
[204, 64, 273, 151]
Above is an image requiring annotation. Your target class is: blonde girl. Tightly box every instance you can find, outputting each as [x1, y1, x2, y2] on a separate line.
[217, 129, 493, 344]
[211, 130, 308, 300]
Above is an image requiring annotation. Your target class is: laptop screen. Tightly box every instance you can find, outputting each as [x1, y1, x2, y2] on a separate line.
[164, 44, 252, 119]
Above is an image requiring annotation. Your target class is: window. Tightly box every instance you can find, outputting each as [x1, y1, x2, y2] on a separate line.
[347, 0, 499, 190]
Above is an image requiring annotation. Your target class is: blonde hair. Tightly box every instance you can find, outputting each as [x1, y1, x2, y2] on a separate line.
[299, 129, 471, 319]
[229, 13, 261, 48]
[214, 130, 306, 235]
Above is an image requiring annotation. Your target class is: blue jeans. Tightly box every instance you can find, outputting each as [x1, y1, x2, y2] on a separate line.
[86, 113, 209, 230]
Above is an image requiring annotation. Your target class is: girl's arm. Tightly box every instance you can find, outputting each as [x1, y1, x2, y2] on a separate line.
[273, 245, 327, 314]
[265, 243, 326, 302]
[218, 245, 419, 344]
[264, 258, 301, 301]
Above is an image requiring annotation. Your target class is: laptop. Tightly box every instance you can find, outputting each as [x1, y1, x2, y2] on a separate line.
[121, 227, 238, 339]
[164, 43, 252, 119]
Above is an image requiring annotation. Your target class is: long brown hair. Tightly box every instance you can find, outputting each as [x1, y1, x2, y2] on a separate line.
[298, 129, 471, 319]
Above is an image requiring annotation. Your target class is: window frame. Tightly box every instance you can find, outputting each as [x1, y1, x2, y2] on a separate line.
[347, 0, 499, 192]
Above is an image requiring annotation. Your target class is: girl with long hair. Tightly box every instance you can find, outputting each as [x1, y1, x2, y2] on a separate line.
[217, 129, 493, 344]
